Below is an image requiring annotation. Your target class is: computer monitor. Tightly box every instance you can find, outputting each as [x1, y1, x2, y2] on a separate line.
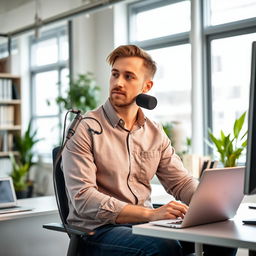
[244, 41, 256, 195]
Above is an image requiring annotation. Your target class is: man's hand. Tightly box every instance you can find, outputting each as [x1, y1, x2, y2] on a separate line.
[150, 201, 189, 221]
[116, 201, 188, 224]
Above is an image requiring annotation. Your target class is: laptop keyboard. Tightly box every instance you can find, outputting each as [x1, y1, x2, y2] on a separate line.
[167, 220, 183, 225]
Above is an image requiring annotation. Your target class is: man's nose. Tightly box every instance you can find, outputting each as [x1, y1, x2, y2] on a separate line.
[115, 76, 125, 87]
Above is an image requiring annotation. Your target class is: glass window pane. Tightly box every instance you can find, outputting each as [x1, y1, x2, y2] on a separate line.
[34, 117, 60, 158]
[60, 68, 69, 98]
[148, 44, 192, 139]
[211, 34, 256, 135]
[134, 1, 190, 41]
[59, 35, 69, 61]
[34, 71, 59, 116]
[210, 0, 256, 25]
[31, 38, 58, 66]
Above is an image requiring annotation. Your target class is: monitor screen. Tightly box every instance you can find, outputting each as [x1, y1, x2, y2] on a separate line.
[244, 41, 256, 195]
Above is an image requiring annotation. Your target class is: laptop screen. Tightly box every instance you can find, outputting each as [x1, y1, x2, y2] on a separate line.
[0, 180, 15, 204]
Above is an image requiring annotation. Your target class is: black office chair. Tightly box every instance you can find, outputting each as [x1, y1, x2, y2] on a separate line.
[43, 146, 94, 256]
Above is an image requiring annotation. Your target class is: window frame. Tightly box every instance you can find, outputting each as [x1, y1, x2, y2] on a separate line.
[29, 26, 69, 160]
[204, 9, 256, 154]
[128, 0, 190, 49]
[128, 0, 256, 156]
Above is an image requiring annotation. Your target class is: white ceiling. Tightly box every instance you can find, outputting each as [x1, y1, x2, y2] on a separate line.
[0, 0, 33, 14]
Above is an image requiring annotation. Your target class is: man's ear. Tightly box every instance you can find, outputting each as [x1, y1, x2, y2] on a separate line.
[142, 80, 153, 93]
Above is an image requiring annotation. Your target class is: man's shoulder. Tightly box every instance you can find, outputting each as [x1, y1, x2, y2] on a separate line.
[80, 105, 104, 134]
[145, 116, 163, 130]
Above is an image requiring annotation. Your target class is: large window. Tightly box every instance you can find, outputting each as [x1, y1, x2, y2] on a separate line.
[129, 0, 192, 143]
[30, 26, 69, 160]
[210, 34, 256, 135]
[130, 0, 190, 42]
[147, 45, 191, 136]
[0, 39, 18, 59]
[209, 0, 256, 25]
[129, 0, 256, 158]
[207, 0, 256, 141]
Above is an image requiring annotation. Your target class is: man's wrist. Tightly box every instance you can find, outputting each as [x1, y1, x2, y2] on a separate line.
[143, 207, 154, 222]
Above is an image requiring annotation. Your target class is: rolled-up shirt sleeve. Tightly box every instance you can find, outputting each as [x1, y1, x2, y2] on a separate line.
[62, 119, 127, 225]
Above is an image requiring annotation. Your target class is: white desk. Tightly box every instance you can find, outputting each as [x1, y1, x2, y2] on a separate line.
[0, 196, 69, 256]
[133, 203, 256, 256]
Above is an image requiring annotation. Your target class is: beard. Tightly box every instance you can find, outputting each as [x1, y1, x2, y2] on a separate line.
[110, 92, 136, 108]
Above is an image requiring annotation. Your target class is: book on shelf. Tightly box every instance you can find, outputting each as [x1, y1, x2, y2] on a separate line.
[0, 131, 14, 152]
[0, 78, 13, 100]
[7, 133, 14, 151]
[0, 105, 15, 126]
[12, 83, 20, 99]
[0, 131, 8, 152]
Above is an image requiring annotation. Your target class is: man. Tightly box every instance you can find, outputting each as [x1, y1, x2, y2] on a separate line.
[62, 45, 236, 255]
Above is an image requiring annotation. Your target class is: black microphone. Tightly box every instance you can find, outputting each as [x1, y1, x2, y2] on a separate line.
[66, 111, 83, 139]
[136, 94, 157, 110]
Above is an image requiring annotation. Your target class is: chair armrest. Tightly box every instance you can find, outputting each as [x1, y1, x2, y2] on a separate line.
[43, 223, 95, 236]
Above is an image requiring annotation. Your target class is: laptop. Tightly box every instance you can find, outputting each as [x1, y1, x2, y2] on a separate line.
[0, 177, 33, 214]
[150, 167, 244, 229]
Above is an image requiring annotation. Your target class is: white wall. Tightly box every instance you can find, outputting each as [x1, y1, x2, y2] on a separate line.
[72, 7, 116, 103]
[72, 4, 128, 103]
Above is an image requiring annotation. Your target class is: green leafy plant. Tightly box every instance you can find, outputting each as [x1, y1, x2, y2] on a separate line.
[15, 120, 41, 171]
[56, 72, 100, 113]
[10, 120, 42, 193]
[9, 154, 30, 191]
[208, 112, 247, 167]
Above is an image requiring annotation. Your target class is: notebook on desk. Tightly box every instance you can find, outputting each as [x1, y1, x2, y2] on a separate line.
[0, 177, 33, 214]
[150, 167, 245, 229]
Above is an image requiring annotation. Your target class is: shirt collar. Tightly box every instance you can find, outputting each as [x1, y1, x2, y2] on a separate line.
[103, 98, 146, 128]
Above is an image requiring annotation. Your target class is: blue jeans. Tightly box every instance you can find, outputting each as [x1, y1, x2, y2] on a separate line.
[83, 223, 237, 256]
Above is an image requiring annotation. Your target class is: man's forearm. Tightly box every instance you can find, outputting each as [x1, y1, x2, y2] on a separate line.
[115, 201, 189, 224]
[115, 204, 153, 224]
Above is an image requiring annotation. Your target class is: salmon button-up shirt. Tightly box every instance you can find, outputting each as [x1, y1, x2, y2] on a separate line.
[62, 99, 198, 230]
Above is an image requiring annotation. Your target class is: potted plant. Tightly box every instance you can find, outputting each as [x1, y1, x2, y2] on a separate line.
[56, 72, 101, 113]
[10, 120, 41, 198]
[208, 112, 247, 167]
[9, 154, 30, 199]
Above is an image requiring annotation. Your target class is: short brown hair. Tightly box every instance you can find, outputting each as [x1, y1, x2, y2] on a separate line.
[107, 45, 157, 78]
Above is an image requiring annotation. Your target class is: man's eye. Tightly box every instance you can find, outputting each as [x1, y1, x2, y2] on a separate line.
[126, 74, 133, 80]
[112, 73, 119, 78]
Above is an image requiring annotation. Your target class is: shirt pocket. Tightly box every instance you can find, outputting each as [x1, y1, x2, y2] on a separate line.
[136, 151, 161, 185]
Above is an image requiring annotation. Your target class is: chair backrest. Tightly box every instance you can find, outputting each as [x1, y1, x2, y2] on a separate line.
[52, 146, 69, 226]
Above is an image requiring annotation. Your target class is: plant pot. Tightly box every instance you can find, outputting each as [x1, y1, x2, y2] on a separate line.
[27, 183, 34, 198]
[16, 190, 28, 199]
